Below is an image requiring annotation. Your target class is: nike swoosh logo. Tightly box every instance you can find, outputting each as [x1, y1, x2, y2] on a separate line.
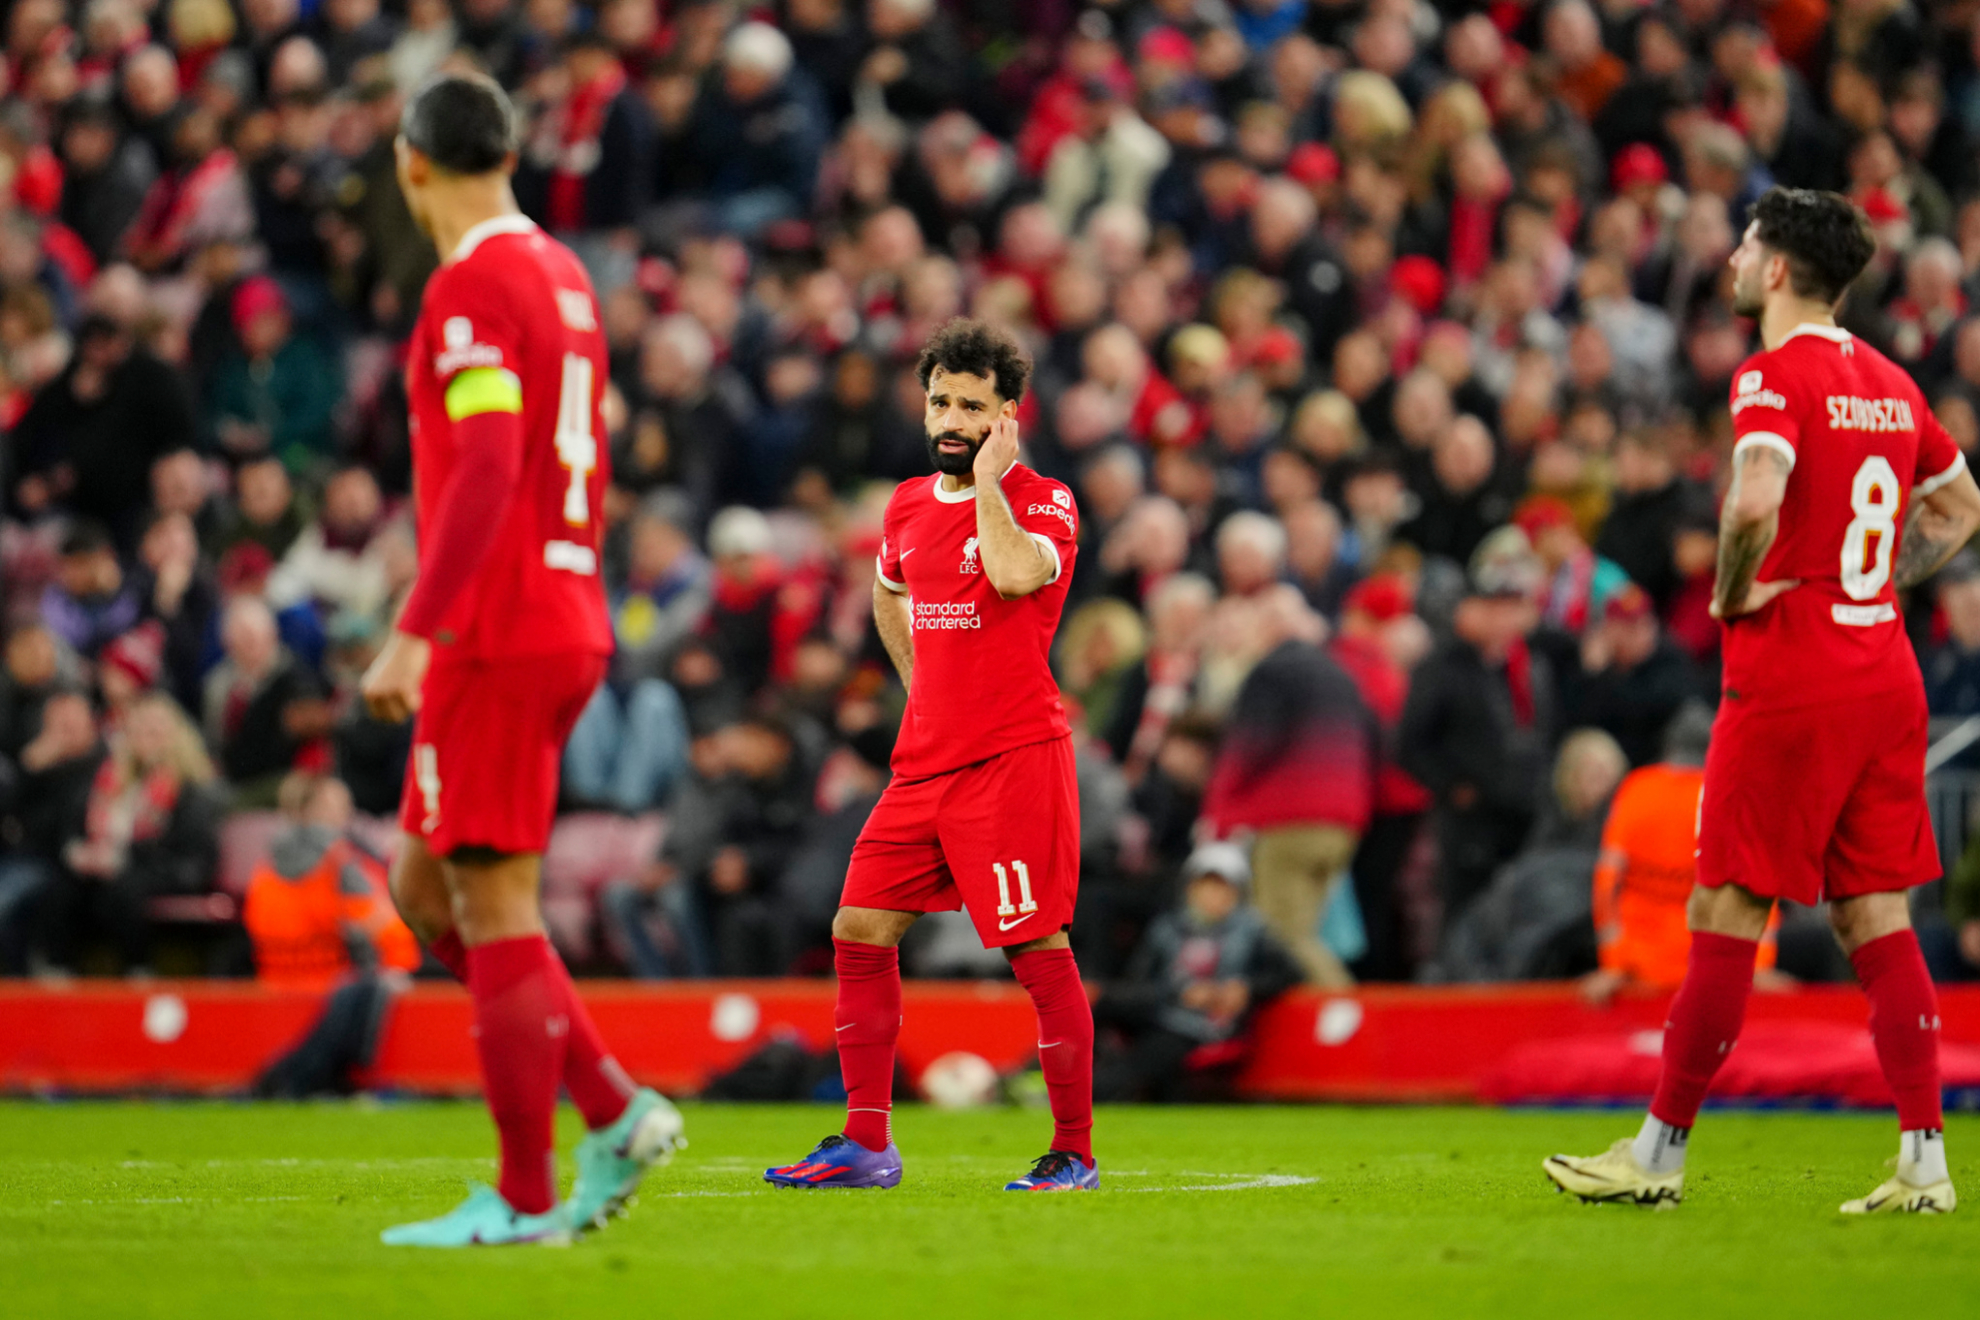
[835, 1024, 854, 1032]
[900, 548, 916, 559]
[998, 915, 1034, 931]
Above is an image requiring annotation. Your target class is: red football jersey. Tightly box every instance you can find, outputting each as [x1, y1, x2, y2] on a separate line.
[1723, 323, 1965, 710]
[406, 215, 614, 662]
[876, 466, 1079, 778]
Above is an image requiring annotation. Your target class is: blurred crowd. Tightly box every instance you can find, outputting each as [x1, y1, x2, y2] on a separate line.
[5, 0, 1980, 991]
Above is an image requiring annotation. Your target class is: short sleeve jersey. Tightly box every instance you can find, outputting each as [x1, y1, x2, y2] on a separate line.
[876, 466, 1078, 778]
[1724, 324, 1966, 710]
[406, 216, 614, 662]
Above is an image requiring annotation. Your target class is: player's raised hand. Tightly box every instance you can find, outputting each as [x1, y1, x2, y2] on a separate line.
[1709, 578, 1801, 619]
[973, 415, 1020, 487]
[361, 630, 432, 723]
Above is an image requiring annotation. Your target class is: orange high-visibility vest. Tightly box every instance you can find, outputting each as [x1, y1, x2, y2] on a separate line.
[243, 838, 420, 989]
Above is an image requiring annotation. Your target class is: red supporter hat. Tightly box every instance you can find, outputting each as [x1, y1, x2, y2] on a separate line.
[1286, 142, 1340, 186]
[217, 542, 276, 594]
[1859, 187, 1908, 225]
[1390, 255, 1447, 315]
[1251, 325, 1303, 367]
[231, 275, 288, 335]
[100, 621, 166, 692]
[1604, 582, 1653, 624]
[1137, 26, 1195, 66]
[1344, 573, 1414, 623]
[1511, 494, 1576, 538]
[1610, 144, 1668, 191]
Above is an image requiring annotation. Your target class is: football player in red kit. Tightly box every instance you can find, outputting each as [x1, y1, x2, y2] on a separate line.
[764, 319, 1097, 1192]
[1546, 188, 1980, 1214]
[362, 73, 682, 1247]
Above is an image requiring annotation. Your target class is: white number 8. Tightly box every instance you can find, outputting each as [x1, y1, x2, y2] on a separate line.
[1840, 454, 1900, 600]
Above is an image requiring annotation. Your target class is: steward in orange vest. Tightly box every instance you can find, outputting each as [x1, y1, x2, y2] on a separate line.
[243, 824, 419, 990]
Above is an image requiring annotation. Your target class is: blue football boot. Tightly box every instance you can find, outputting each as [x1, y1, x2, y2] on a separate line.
[763, 1134, 903, 1189]
[1004, 1151, 1099, 1192]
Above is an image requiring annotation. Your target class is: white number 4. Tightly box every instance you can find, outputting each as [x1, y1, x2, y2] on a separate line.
[992, 860, 1038, 916]
[555, 352, 596, 526]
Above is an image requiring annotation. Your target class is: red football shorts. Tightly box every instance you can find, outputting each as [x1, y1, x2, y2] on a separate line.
[397, 650, 606, 858]
[1696, 684, 1940, 906]
[842, 735, 1080, 948]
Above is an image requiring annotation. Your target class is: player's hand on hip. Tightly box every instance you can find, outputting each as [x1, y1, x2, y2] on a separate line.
[360, 630, 432, 723]
[1710, 578, 1800, 619]
[973, 415, 1020, 486]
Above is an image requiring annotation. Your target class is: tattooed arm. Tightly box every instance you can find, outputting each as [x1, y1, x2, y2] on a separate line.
[1894, 465, 1980, 591]
[1712, 443, 1798, 619]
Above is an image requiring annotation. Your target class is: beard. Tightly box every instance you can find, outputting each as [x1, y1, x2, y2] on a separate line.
[926, 429, 980, 476]
[1730, 271, 1762, 318]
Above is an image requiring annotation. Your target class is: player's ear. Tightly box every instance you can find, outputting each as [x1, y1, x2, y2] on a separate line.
[999, 399, 1018, 420]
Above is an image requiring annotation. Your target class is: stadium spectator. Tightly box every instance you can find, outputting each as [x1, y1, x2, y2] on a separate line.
[0, 690, 101, 972]
[39, 520, 142, 658]
[265, 464, 392, 622]
[201, 595, 331, 802]
[205, 274, 342, 474]
[1921, 552, 1980, 717]
[1554, 584, 1699, 768]
[1201, 587, 1375, 987]
[41, 692, 222, 974]
[1092, 841, 1303, 1102]
[1400, 542, 1555, 927]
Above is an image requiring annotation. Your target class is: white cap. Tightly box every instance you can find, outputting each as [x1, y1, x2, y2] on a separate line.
[708, 506, 773, 559]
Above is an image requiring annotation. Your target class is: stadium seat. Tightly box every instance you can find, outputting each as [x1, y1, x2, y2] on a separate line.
[540, 812, 667, 965]
[215, 812, 288, 900]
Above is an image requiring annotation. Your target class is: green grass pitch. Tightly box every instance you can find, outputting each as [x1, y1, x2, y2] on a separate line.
[2, 1101, 1975, 1319]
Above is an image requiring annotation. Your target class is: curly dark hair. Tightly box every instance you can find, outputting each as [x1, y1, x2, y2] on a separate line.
[914, 318, 1032, 403]
[1750, 187, 1876, 305]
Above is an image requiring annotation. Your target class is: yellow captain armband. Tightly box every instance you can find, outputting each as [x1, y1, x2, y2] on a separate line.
[444, 367, 523, 421]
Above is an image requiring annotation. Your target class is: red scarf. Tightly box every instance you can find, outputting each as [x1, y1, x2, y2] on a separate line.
[548, 62, 628, 232]
[1505, 636, 1535, 727]
[81, 758, 183, 874]
[1448, 195, 1500, 286]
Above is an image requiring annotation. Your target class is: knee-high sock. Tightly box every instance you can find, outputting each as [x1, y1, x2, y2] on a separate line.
[1649, 931, 1757, 1129]
[467, 936, 565, 1214]
[549, 958, 635, 1131]
[435, 928, 627, 1129]
[1851, 929, 1943, 1132]
[834, 939, 901, 1152]
[1010, 947, 1095, 1165]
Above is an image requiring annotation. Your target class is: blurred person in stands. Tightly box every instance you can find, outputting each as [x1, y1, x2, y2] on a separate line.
[246, 772, 423, 1097]
[682, 21, 826, 237]
[42, 693, 222, 975]
[135, 510, 220, 713]
[703, 505, 802, 698]
[1, 624, 79, 765]
[1919, 552, 1980, 718]
[10, 314, 197, 551]
[218, 455, 310, 560]
[1201, 586, 1375, 988]
[1595, 431, 1695, 609]
[1330, 573, 1433, 982]
[39, 521, 142, 659]
[202, 594, 332, 804]
[124, 105, 254, 274]
[56, 90, 155, 266]
[266, 464, 393, 621]
[1514, 495, 1629, 635]
[1398, 415, 1509, 566]
[1581, 704, 1787, 1005]
[206, 274, 342, 475]
[1102, 571, 1211, 781]
[1400, 534, 1554, 926]
[1556, 584, 1698, 769]
[1091, 842, 1303, 1102]
[0, 690, 102, 972]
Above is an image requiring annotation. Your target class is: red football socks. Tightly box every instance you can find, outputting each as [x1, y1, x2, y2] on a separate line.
[1649, 931, 1757, 1130]
[1850, 929, 1944, 1132]
[466, 935, 565, 1215]
[1010, 947, 1095, 1166]
[551, 958, 636, 1131]
[431, 926, 628, 1130]
[834, 939, 902, 1152]
[429, 929, 469, 981]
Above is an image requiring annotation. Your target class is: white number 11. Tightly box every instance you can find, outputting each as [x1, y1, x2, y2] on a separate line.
[993, 860, 1038, 917]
